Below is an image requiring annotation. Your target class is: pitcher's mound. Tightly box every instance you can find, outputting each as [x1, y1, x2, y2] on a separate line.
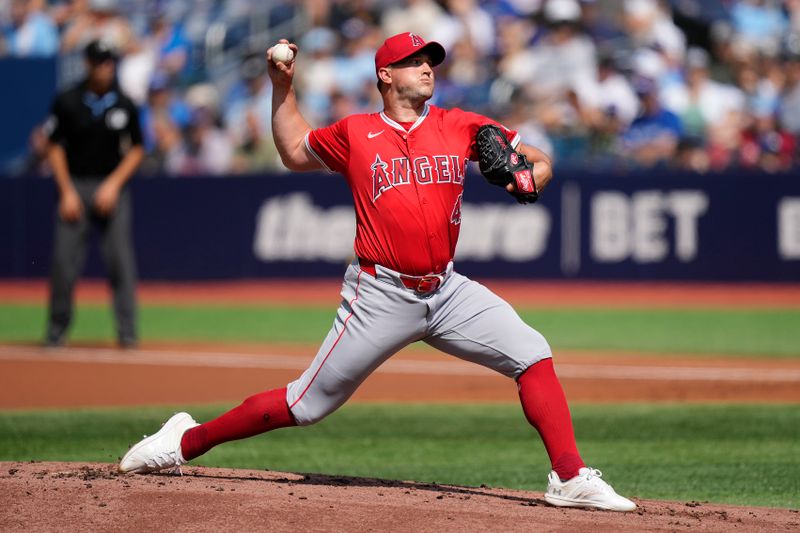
[1, 462, 795, 531]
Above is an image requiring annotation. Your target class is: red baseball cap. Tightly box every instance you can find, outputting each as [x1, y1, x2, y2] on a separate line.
[374, 32, 446, 75]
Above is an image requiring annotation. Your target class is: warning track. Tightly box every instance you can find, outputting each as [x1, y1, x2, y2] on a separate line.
[3, 279, 800, 308]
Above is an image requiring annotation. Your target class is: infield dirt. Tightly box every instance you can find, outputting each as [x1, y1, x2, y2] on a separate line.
[2, 342, 800, 408]
[2, 462, 798, 532]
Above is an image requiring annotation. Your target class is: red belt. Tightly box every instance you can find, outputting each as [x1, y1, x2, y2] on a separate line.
[358, 258, 446, 294]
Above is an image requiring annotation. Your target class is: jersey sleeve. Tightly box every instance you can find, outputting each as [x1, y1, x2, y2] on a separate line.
[305, 117, 351, 174]
[45, 94, 68, 145]
[126, 100, 144, 147]
[451, 109, 520, 161]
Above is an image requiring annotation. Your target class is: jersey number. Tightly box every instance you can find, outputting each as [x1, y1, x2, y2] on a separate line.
[450, 193, 463, 225]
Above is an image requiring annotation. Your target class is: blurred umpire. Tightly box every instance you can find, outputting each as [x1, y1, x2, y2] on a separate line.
[43, 39, 144, 348]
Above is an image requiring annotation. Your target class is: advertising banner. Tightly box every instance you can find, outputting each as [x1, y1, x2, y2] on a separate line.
[1, 170, 798, 281]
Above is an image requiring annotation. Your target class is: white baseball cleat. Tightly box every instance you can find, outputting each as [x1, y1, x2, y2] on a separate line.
[119, 412, 199, 474]
[544, 467, 637, 511]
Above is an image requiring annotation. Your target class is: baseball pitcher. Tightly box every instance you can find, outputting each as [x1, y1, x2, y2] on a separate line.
[120, 33, 635, 512]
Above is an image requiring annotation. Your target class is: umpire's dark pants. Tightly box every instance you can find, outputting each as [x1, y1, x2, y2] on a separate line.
[46, 179, 138, 345]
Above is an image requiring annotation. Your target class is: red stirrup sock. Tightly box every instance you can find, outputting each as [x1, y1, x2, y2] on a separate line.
[517, 358, 585, 481]
[180, 387, 296, 461]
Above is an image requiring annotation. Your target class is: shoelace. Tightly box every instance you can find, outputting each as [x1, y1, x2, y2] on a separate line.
[584, 468, 603, 480]
[133, 417, 192, 474]
[581, 468, 617, 494]
[147, 450, 180, 469]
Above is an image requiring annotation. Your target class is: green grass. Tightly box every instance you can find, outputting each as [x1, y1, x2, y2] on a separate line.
[0, 403, 797, 508]
[1, 303, 799, 357]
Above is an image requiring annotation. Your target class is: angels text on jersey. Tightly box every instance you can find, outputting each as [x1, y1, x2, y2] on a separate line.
[371, 154, 468, 202]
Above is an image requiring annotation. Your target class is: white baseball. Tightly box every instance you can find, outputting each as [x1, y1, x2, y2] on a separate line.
[271, 43, 294, 64]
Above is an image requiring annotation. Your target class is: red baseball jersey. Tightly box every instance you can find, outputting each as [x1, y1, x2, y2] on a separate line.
[306, 103, 519, 276]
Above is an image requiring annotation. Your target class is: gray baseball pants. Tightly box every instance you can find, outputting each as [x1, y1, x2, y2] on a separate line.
[46, 179, 138, 345]
[287, 260, 552, 425]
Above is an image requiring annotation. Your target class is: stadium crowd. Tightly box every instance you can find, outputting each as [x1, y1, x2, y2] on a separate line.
[3, 0, 800, 175]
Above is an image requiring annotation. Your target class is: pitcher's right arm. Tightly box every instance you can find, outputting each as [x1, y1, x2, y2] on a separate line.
[268, 40, 322, 171]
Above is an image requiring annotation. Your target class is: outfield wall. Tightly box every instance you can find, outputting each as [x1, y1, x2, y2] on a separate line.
[2, 169, 799, 281]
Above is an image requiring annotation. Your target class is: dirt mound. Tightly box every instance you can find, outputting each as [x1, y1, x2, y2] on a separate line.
[1, 462, 796, 532]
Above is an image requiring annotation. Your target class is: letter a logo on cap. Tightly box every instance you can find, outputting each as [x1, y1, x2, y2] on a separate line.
[409, 33, 424, 47]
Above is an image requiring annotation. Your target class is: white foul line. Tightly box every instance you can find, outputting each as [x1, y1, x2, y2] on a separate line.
[0, 345, 799, 382]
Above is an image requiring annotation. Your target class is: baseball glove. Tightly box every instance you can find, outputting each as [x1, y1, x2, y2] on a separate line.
[475, 124, 539, 204]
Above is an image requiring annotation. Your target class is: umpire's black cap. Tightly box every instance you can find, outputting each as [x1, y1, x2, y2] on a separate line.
[84, 39, 119, 63]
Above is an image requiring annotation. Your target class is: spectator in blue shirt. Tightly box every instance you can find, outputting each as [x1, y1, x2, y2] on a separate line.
[148, 13, 192, 81]
[223, 52, 279, 172]
[4, 0, 58, 57]
[730, 0, 788, 58]
[138, 71, 191, 174]
[621, 76, 683, 168]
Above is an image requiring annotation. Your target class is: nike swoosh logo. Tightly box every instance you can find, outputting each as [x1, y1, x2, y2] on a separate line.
[367, 130, 384, 139]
